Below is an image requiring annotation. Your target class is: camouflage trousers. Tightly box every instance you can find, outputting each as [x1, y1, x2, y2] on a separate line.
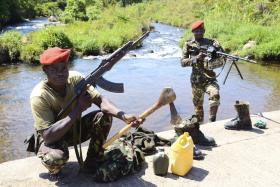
[37, 111, 112, 174]
[192, 82, 220, 122]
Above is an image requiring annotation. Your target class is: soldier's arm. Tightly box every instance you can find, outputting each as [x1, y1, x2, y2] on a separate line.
[181, 42, 196, 67]
[41, 91, 91, 145]
[92, 95, 140, 126]
[42, 109, 82, 145]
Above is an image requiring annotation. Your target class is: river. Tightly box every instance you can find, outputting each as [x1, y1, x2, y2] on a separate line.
[0, 19, 280, 164]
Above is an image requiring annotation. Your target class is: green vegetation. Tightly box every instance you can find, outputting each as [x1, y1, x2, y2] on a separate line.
[0, 0, 66, 27]
[21, 28, 73, 63]
[0, 0, 149, 64]
[0, 31, 21, 63]
[175, 0, 280, 60]
[1, 0, 279, 64]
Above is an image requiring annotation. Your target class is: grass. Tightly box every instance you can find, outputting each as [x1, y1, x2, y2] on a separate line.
[1, 0, 280, 64]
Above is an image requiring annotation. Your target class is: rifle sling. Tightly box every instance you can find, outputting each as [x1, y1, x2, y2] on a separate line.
[73, 118, 84, 170]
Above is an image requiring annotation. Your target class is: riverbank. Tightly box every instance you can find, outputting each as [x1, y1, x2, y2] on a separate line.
[0, 7, 151, 64]
[1, 0, 280, 64]
[1, 110, 279, 187]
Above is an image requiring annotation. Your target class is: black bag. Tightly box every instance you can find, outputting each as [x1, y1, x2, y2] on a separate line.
[24, 132, 41, 154]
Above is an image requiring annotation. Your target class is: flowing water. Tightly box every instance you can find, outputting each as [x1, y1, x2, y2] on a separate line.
[0, 21, 280, 163]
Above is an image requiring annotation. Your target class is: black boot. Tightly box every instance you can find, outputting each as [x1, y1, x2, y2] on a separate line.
[225, 101, 252, 130]
[193, 146, 204, 160]
[190, 125, 216, 146]
[174, 115, 216, 147]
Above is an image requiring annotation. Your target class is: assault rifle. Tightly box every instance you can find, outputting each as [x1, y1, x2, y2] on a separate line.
[189, 45, 256, 84]
[57, 31, 150, 119]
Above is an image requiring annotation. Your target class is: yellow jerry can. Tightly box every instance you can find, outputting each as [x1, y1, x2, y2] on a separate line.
[170, 132, 194, 176]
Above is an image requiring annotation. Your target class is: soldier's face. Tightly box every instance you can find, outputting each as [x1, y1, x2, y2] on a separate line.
[193, 28, 205, 40]
[43, 62, 69, 86]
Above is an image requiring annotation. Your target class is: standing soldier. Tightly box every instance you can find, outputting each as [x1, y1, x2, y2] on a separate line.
[181, 20, 224, 123]
[180, 20, 225, 146]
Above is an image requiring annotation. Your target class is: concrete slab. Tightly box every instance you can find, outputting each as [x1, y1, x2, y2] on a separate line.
[0, 111, 280, 187]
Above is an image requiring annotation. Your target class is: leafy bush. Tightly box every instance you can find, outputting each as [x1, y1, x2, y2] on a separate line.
[20, 44, 43, 64]
[60, 0, 88, 23]
[29, 28, 73, 49]
[0, 31, 22, 62]
[79, 38, 100, 55]
[35, 2, 62, 17]
[86, 5, 102, 21]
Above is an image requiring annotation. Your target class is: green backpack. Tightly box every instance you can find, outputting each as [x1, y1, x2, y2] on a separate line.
[93, 136, 145, 182]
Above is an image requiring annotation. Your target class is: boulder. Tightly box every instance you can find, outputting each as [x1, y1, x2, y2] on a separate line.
[243, 41, 256, 50]
[48, 16, 58, 22]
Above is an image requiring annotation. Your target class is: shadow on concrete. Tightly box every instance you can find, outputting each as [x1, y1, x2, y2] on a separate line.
[249, 128, 264, 134]
[162, 166, 209, 182]
[185, 166, 209, 181]
[197, 144, 217, 151]
[223, 127, 265, 134]
[39, 161, 157, 187]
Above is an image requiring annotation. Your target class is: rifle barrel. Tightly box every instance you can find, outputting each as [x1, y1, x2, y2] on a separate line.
[217, 51, 256, 63]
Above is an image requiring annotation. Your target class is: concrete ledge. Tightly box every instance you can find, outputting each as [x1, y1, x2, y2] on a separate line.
[1, 111, 280, 187]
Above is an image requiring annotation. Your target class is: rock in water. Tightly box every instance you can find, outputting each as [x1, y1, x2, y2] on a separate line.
[243, 41, 256, 50]
[48, 16, 58, 22]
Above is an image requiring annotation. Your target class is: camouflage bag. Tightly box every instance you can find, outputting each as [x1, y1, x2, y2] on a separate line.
[93, 136, 145, 183]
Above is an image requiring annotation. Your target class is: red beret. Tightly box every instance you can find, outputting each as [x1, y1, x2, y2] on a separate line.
[191, 20, 204, 31]
[40, 47, 71, 65]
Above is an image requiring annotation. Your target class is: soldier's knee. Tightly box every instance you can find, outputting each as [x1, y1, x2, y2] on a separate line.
[103, 112, 113, 126]
[94, 111, 113, 128]
[39, 149, 69, 174]
[209, 94, 220, 107]
[209, 93, 220, 102]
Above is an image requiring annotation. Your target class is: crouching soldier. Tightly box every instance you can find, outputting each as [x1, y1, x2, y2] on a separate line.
[30, 47, 141, 174]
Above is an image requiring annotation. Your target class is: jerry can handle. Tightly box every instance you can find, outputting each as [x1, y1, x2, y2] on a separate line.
[179, 138, 190, 149]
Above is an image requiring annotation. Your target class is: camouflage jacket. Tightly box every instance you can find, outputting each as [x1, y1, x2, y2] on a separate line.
[181, 37, 224, 87]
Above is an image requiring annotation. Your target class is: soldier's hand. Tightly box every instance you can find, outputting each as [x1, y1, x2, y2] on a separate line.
[122, 114, 143, 128]
[77, 85, 92, 113]
[197, 52, 206, 61]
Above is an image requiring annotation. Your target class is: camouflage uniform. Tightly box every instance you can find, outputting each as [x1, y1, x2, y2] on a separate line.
[181, 38, 224, 122]
[30, 71, 112, 174]
[37, 111, 112, 174]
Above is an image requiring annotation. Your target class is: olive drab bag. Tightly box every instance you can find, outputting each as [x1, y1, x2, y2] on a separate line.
[93, 136, 145, 183]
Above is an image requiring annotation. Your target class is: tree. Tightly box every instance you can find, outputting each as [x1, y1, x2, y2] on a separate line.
[63, 0, 88, 21]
